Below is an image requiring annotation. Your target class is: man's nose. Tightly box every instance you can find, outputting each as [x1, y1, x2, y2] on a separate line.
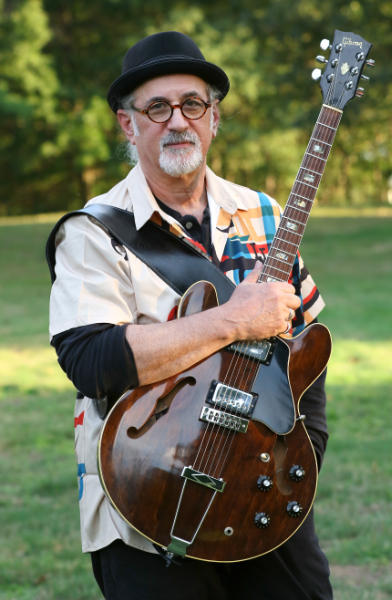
[167, 106, 189, 129]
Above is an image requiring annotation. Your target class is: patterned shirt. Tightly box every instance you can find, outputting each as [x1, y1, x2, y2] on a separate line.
[49, 162, 325, 553]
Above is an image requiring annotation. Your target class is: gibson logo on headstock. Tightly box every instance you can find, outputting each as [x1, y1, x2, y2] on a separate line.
[342, 36, 363, 49]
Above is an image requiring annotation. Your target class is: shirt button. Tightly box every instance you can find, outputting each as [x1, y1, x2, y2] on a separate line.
[185, 221, 193, 230]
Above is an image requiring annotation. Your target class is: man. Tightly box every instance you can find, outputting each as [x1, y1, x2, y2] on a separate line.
[48, 31, 332, 599]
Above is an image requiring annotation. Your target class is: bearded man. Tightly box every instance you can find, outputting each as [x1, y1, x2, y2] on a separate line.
[48, 31, 332, 600]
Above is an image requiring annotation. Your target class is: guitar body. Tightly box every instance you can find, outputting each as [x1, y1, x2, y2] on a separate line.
[99, 280, 331, 562]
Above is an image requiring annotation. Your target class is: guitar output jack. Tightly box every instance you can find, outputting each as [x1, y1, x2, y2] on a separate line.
[224, 527, 234, 536]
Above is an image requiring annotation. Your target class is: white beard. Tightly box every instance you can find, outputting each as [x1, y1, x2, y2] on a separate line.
[158, 131, 203, 177]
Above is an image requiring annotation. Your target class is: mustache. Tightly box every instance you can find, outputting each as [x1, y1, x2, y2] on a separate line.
[160, 130, 200, 150]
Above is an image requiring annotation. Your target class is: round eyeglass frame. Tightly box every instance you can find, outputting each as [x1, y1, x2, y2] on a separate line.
[131, 96, 212, 123]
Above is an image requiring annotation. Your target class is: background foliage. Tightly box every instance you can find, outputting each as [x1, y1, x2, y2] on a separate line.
[0, 0, 391, 215]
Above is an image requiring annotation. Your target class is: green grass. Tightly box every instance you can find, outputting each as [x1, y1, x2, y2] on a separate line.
[0, 213, 391, 599]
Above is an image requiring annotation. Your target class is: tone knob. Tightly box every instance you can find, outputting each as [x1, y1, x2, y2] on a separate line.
[257, 475, 273, 491]
[254, 512, 271, 528]
[289, 465, 306, 482]
[287, 501, 303, 518]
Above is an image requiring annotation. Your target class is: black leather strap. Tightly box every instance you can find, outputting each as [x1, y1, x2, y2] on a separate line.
[46, 203, 235, 304]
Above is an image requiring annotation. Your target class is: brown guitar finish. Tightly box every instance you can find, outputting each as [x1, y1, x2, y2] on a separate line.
[99, 280, 331, 562]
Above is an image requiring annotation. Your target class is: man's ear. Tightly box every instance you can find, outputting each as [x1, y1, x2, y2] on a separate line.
[116, 109, 137, 143]
[210, 104, 220, 138]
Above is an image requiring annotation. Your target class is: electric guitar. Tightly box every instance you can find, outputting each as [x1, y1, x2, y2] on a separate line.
[98, 30, 373, 562]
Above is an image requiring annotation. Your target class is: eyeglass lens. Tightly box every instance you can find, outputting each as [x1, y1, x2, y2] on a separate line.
[148, 98, 207, 122]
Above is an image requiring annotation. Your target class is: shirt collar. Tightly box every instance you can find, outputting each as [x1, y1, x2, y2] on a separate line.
[125, 162, 247, 231]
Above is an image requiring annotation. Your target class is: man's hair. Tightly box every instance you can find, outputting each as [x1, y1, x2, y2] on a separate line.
[119, 84, 221, 165]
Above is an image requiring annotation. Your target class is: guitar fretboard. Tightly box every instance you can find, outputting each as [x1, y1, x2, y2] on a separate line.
[259, 105, 342, 284]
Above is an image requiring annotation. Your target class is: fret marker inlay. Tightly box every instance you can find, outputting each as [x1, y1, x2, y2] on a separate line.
[303, 174, 316, 183]
[313, 143, 325, 154]
[286, 222, 298, 232]
[294, 198, 307, 208]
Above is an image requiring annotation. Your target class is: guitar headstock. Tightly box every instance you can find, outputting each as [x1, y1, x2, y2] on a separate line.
[312, 30, 373, 110]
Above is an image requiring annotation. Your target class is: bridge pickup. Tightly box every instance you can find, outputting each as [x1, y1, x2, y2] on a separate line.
[228, 339, 274, 364]
[200, 406, 249, 433]
[181, 466, 226, 492]
[206, 380, 256, 417]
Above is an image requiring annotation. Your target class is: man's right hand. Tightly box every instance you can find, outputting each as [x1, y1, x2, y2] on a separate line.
[220, 262, 301, 341]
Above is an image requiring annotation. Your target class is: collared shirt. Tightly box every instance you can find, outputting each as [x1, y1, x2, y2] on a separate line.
[49, 162, 325, 553]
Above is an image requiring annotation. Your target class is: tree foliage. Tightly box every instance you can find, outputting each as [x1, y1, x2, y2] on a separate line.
[0, 0, 390, 215]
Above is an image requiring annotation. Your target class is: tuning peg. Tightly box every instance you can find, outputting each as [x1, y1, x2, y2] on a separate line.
[311, 68, 322, 81]
[320, 39, 331, 51]
[355, 87, 365, 97]
[366, 58, 375, 68]
[316, 55, 328, 64]
[361, 74, 370, 81]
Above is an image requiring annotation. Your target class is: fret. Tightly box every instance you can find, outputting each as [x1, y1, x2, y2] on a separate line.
[294, 179, 318, 190]
[279, 226, 302, 238]
[282, 215, 305, 227]
[300, 166, 323, 176]
[269, 256, 290, 267]
[271, 246, 296, 258]
[286, 203, 309, 216]
[264, 264, 291, 277]
[311, 137, 332, 147]
[270, 249, 295, 261]
[315, 120, 337, 131]
[305, 152, 327, 162]
[273, 236, 298, 248]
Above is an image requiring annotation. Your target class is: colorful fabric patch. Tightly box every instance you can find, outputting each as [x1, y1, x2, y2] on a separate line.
[77, 463, 86, 500]
[74, 411, 85, 428]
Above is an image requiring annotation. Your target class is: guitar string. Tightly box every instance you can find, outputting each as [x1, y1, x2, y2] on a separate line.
[199, 107, 343, 480]
[197, 341, 261, 477]
[192, 341, 250, 474]
[190, 327, 250, 471]
[192, 78, 342, 480]
[193, 106, 335, 479]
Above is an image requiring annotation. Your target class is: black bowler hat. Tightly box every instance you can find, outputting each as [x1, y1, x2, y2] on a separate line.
[107, 31, 230, 112]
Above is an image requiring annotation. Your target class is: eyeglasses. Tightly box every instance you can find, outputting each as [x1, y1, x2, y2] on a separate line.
[131, 96, 211, 123]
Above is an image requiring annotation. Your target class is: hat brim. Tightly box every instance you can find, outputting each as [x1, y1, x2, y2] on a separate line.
[107, 55, 230, 112]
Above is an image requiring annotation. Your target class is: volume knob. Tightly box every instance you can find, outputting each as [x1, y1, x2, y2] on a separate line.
[287, 501, 303, 518]
[254, 512, 271, 528]
[289, 465, 306, 482]
[257, 475, 273, 491]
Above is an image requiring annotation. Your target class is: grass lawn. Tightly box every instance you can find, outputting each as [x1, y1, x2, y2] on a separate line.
[0, 211, 391, 599]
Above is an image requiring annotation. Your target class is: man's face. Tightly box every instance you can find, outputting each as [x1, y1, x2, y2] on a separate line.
[118, 73, 219, 179]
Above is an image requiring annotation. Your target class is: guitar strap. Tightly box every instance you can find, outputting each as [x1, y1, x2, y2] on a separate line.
[46, 203, 236, 304]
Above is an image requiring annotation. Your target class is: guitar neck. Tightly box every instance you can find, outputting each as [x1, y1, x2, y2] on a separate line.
[258, 104, 342, 284]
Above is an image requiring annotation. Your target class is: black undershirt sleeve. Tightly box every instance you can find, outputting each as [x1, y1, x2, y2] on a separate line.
[51, 323, 139, 403]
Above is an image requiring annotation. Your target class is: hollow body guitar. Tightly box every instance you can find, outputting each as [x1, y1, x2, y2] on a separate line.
[98, 30, 372, 562]
[99, 281, 330, 562]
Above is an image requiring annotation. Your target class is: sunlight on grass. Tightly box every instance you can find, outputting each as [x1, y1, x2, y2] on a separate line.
[0, 347, 72, 395]
[1, 337, 390, 398]
[327, 339, 392, 386]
